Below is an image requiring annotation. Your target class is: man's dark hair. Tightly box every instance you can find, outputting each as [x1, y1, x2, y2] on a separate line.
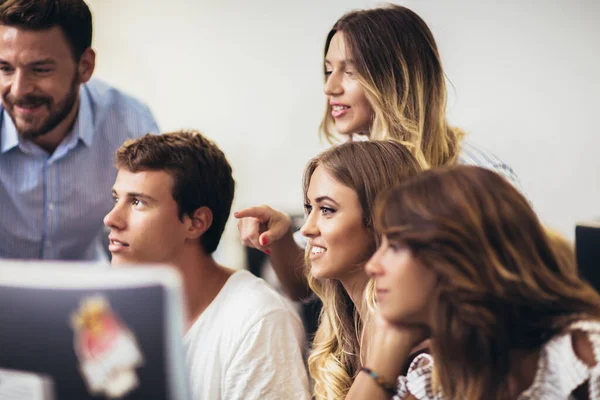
[116, 131, 236, 255]
[0, 0, 93, 60]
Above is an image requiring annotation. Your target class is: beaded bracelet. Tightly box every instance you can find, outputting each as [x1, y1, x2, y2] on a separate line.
[360, 367, 397, 396]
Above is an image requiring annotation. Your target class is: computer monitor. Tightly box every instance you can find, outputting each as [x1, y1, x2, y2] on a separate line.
[0, 261, 190, 400]
[576, 220, 600, 293]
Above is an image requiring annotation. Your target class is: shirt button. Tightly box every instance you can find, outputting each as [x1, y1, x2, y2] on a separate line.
[48, 203, 55, 211]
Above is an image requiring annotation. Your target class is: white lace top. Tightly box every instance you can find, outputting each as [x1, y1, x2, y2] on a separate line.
[394, 320, 600, 399]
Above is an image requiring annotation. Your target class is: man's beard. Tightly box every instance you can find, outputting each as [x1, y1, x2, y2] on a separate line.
[3, 74, 80, 140]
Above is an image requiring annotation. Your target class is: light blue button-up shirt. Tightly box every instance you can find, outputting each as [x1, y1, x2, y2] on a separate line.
[0, 78, 159, 260]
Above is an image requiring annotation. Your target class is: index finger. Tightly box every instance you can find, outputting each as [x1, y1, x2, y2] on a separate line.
[233, 206, 271, 223]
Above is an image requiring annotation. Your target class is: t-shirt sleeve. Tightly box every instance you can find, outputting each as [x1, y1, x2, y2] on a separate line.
[223, 309, 311, 400]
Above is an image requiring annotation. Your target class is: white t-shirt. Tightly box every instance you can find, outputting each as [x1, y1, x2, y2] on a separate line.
[184, 270, 310, 400]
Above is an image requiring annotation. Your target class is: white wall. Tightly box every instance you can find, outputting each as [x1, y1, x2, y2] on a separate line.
[86, 0, 600, 266]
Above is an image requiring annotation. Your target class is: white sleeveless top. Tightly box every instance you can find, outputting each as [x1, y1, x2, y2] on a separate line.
[395, 320, 600, 399]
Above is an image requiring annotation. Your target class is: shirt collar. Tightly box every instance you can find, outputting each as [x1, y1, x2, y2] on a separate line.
[72, 85, 94, 147]
[0, 109, 19, 154]
[0, 85, 94, 154]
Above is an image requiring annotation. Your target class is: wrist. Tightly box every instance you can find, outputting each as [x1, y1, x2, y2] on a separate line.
[360, 367, 397, 396]
[367, 345, 411, 380]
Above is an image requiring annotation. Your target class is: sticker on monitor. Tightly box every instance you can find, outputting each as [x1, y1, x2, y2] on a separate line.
[70, 296, 144, 399]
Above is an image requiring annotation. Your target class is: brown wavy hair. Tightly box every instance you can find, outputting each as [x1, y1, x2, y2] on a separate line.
[320, 4, 464, 167]
[303, 140, 424, 399]
[375, 165, 600, 398]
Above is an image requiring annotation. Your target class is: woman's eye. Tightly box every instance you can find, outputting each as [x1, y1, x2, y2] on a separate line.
[388, 241, 406, 253]
[320, 207, 335, 216]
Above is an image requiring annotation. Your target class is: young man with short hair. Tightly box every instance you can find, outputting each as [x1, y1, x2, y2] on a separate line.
[104, 131, 310, 399]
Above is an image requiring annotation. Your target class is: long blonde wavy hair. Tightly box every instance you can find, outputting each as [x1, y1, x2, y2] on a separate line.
[302, 140, 424, 399]
[320, 4, 465, 168]
[375, 165, 600, 399]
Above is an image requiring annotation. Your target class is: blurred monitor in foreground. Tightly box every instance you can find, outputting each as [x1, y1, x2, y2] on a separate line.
[0, 261, 189, 400]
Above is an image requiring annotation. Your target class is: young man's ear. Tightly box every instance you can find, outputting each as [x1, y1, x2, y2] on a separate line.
[186, 206, 213, 240]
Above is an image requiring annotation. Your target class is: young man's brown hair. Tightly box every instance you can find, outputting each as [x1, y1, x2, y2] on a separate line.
[0, 0, 93, 60]
[115, 130, 235, 254]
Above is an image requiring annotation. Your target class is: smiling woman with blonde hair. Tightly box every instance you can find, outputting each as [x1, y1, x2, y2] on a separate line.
[320, 5, 459, 168]
[299, 140, 423, 399]
[320, 4, 520, 180]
